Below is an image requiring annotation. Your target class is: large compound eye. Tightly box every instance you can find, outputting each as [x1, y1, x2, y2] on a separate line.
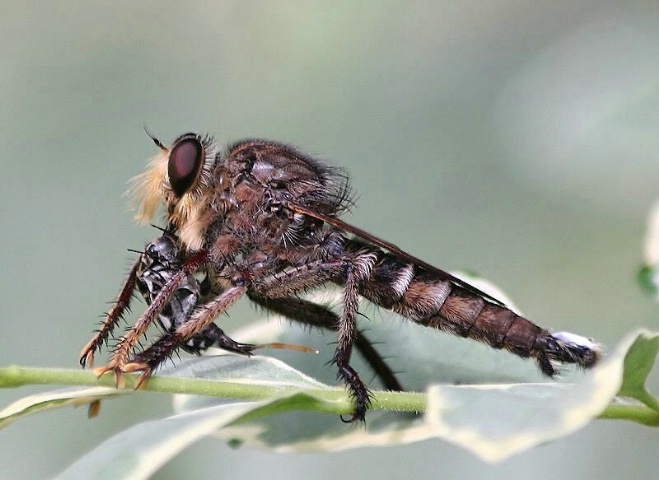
[168, 134, 204, 197]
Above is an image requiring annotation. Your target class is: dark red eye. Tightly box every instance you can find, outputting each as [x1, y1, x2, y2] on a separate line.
[168, 135, 204, 197]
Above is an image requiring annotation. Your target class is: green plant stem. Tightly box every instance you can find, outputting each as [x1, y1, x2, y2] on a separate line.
[0, 365, 424, 416]
[598, 402, 659, 426]
[0, 365, 654, 424]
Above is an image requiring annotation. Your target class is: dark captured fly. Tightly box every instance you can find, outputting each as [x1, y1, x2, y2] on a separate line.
[134, 231, 281, 357]
[85, 232, 319, 375]
[81, 132, 601, 422]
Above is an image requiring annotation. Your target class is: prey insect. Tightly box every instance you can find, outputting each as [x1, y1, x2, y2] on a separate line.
[81, 132, 600, 422]
[134, 231, 274, 358]
[81, 230, 320, 387]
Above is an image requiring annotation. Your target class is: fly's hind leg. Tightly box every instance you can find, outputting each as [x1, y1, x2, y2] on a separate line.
[334, 254, 377, 422]
[251, 252, 377, 422]
[248, 294, 404, 392]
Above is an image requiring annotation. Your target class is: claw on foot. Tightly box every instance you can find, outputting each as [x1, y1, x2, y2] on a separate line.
[340, 405, 368, 424]
[123, 362, 152, 389]
[79, 346, 96, 369]
[93, 364, 126, 389]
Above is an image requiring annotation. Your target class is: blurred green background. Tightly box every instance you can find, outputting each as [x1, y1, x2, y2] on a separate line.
[1, 1, 657, 478]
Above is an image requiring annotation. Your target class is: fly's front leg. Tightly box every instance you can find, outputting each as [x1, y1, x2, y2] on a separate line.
[248, 294, 404, 392]
[80, 258, 141, 368]
[95, 250, 210, 387]
[123, 283, 247, 388]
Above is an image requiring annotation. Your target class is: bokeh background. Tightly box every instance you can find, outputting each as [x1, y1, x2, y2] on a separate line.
[1, 1, 657, 478]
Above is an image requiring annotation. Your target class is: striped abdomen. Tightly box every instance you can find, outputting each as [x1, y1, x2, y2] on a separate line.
[351, 243, 600, 376]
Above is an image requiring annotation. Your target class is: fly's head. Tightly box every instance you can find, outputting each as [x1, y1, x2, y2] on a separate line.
[130, 132, 219, 251]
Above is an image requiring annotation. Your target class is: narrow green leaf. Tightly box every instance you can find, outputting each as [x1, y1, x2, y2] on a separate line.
[174, 329, 657, 463]
[39, 328, 657, 478]
[0, 386, 126, 429]
[55, 402, 263, 480]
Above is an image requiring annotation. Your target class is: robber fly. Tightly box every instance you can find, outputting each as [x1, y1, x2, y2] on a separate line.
[81, 132, 600, 422]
